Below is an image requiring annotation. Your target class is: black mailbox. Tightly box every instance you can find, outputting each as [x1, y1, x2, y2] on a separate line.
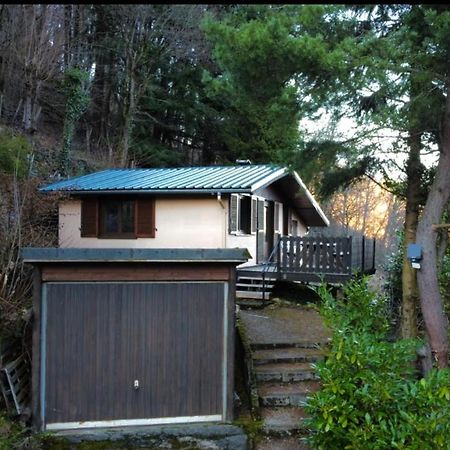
[407, 243, 422, 269]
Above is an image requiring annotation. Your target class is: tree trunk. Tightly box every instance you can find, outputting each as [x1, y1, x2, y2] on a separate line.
[119, 114, 131, 167]
[416, 80, 450, 369]
[22, 91, 32, 131]
[63, 5, 73, 70]
[436, 203, 449, 271]
[91, 5, 114, 151]
[400, 130, 422, 339]
[119, 58, 136, 167]
[30, 80, 41, 132]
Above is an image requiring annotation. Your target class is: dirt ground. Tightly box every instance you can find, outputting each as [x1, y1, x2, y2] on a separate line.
[239, 303, 331, 347]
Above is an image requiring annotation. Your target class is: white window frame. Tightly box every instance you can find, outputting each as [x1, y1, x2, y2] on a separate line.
[274, 201, 282, 234]
[229, 194, 259, 236]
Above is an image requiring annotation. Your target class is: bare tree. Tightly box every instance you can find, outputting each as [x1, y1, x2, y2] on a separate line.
[1, 5, 64, 132]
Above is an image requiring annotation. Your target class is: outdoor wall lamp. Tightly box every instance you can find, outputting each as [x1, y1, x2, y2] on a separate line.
[407, 243, 422, 270]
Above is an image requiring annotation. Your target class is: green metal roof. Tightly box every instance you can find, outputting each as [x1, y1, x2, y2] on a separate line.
[40, 164, 329, 227]
[40, 164, 285, 194]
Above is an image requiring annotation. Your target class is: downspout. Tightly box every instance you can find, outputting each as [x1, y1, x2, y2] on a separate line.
[217, 192, 226, 247]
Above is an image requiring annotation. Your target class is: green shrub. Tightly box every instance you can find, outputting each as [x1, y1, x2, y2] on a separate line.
[383, 229, 403, 321]
[0, 414, 36, 450]
[305, 278, 450, 450]
[0, 128, 31, 178]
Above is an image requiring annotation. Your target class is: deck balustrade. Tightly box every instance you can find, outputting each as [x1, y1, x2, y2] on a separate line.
[239, 235, 376, 285]
[275, 235, 375, 279]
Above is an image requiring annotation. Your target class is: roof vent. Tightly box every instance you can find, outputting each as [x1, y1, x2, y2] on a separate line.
[236, 159, 252, 165]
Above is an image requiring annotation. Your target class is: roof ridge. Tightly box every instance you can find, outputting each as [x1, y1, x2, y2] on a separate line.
[99, 163, 279, 170]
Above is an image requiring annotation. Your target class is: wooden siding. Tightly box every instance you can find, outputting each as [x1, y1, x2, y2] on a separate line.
[43, 282, 225, 425]
[225, 267, 236, 421]
[41, 263, 231, 282]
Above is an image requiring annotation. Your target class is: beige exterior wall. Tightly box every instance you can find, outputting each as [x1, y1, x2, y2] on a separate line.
[59, 198, 226, 249]
[58, 192, 308, 266]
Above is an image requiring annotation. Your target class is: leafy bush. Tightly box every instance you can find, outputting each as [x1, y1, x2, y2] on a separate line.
[383, 229, 403, 332]
[0, 129, 32, 178]
[305, 278, 450, 449]
[0, 414, 38, 450]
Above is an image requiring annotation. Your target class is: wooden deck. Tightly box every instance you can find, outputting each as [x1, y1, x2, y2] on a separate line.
[238, 235, 376, 285]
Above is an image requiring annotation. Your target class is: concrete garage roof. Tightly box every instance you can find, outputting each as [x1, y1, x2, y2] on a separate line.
[40, 164, 329, 227]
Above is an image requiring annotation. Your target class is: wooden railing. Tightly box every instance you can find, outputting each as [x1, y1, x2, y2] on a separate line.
[275, 236, 375, 276]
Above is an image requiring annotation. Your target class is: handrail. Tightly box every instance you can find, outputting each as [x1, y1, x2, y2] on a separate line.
[261, 237, 281, 301]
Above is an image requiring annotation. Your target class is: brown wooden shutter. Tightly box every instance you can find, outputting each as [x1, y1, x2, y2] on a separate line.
[257, 199, 265, 231]
[229, 194, 239, 234]
[251, 197, 257, 234]
[136, 198, 155, 238]
[80, 198, 98, 237]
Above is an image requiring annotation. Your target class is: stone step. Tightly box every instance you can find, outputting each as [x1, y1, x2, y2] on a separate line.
[237, 271, 277, 279]
[236, 298, 267, 308]
[252, 347, 324, 365]
[255, 436, 312, 450]
[236, 291, 270, 300]
[255, 362, 318, 382]
[251, 342, 329, 351]
[258, 381, 321, 407]
[236, 282, 275, 290]
[260, 406, 309, 433]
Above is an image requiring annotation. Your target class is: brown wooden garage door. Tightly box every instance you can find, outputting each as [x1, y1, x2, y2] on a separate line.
[42, 282, 226, 429]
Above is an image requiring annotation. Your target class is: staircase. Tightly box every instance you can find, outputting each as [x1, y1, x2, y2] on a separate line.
[252, 343, 323, 445]
[236, 273, 276, 301]
[238, 305, 330, 449]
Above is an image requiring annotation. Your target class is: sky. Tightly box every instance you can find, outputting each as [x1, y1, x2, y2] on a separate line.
[300, 112, 440, 182]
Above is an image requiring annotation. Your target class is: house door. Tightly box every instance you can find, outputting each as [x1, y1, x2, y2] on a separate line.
[42, 282, 226, 430]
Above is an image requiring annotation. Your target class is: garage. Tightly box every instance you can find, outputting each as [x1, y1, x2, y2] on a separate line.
[22, 248, 249, 431]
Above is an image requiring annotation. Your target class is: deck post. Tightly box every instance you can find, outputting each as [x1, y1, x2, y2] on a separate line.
[372, 238, 376, 272]
[262, 271, 266, 302]
[361, 235, 365, 273]
[277, 238, 281, 273]
[348, 236, 353, 275]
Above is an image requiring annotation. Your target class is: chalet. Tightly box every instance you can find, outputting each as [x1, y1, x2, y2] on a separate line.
[41, 163, 375, 289]
[41, 163, 328, 261]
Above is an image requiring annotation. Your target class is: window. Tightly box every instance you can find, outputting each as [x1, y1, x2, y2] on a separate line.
[239, 195, 252, 234]
[229, 194, 257, 235]
[81, 197, 155, 239]
[101, 199, 135, 236]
